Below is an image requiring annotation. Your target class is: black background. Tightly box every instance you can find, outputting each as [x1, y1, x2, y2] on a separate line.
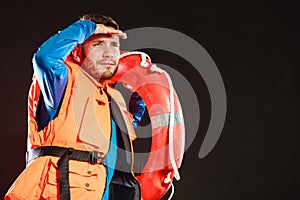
[0, 0, 299, 199]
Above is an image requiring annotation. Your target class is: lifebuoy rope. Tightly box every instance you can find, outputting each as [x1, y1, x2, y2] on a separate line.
[151, 64, 179, 200]
[119, 51, 151, 66]
[150, 64, 181, 181]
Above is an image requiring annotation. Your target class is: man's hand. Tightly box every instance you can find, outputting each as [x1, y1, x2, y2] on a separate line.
[95, 24, 127, 39]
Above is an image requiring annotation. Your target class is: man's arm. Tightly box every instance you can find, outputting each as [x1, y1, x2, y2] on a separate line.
[129, 92, 146, 128]
[32, 20, 96, 130]
[32, 20, 96, 117]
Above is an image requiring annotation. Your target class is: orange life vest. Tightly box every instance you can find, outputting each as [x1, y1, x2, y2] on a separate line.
[5, 57, 136, 200]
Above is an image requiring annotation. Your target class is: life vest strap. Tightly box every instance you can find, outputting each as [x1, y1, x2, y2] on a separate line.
[26, 146, 105, 200]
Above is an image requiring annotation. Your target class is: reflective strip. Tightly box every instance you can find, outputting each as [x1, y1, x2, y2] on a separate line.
[151, 112, 183, 129]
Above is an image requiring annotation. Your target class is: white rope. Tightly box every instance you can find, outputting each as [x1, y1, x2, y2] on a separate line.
[167, 182, 175, 200]
[119, 51, 151, 67]
[164, 69, 181, 181]
[150, 64, 181, 181]
[163, 173, 175, 200]
[150, 64, 165, 73]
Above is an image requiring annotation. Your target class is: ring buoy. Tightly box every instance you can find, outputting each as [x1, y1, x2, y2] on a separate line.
[108, 51, 185, 200]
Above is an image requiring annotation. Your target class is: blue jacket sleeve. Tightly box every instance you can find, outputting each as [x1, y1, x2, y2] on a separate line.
[32, 20, 96, 124]
[129, 92, 146, 128]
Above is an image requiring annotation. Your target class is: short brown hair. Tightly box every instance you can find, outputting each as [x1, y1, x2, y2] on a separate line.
[80, 13, 119, 30]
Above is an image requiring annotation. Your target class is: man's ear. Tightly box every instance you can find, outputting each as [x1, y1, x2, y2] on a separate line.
[71, 45, 83, 64]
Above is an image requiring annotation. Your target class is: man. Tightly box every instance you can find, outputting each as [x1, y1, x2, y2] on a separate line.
[5, 14, 145, 200]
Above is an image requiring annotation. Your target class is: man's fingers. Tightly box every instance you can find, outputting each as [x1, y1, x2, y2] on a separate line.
[106, 30, 127, 39]
[117, 32, 127, 39]
[95, 24, 127, 39]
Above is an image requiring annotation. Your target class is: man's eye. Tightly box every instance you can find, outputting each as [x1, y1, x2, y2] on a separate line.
[94, 42, 103, 46]
[112, 43, 119, 47]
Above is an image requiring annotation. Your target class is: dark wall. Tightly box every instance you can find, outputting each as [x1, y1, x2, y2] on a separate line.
[1, 0, 298, 199]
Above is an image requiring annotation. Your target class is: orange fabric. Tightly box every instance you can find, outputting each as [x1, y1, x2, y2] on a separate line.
[28, 59, 112, 152]
[5, 157, 106, 200]
[5, 59, 113, 199]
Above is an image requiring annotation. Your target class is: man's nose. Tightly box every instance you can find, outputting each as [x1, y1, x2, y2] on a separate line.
[102, 46, 114, 58]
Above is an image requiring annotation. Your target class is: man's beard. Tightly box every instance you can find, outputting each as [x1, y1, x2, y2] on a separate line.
[100, 67, 117, 79]
[81, 57, 117, 81]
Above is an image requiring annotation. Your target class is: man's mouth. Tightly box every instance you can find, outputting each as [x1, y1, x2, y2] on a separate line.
[100, 62, 114, 65]
[98, 60, 115, 66]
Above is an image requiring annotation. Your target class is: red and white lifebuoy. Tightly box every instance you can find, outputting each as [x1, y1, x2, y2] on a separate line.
[108, 51, 185, 200]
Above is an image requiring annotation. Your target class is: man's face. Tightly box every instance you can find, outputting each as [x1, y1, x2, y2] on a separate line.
[80, 33, 120, 81]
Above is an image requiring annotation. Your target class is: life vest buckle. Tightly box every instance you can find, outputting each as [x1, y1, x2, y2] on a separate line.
[90, 151, 104, 164]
